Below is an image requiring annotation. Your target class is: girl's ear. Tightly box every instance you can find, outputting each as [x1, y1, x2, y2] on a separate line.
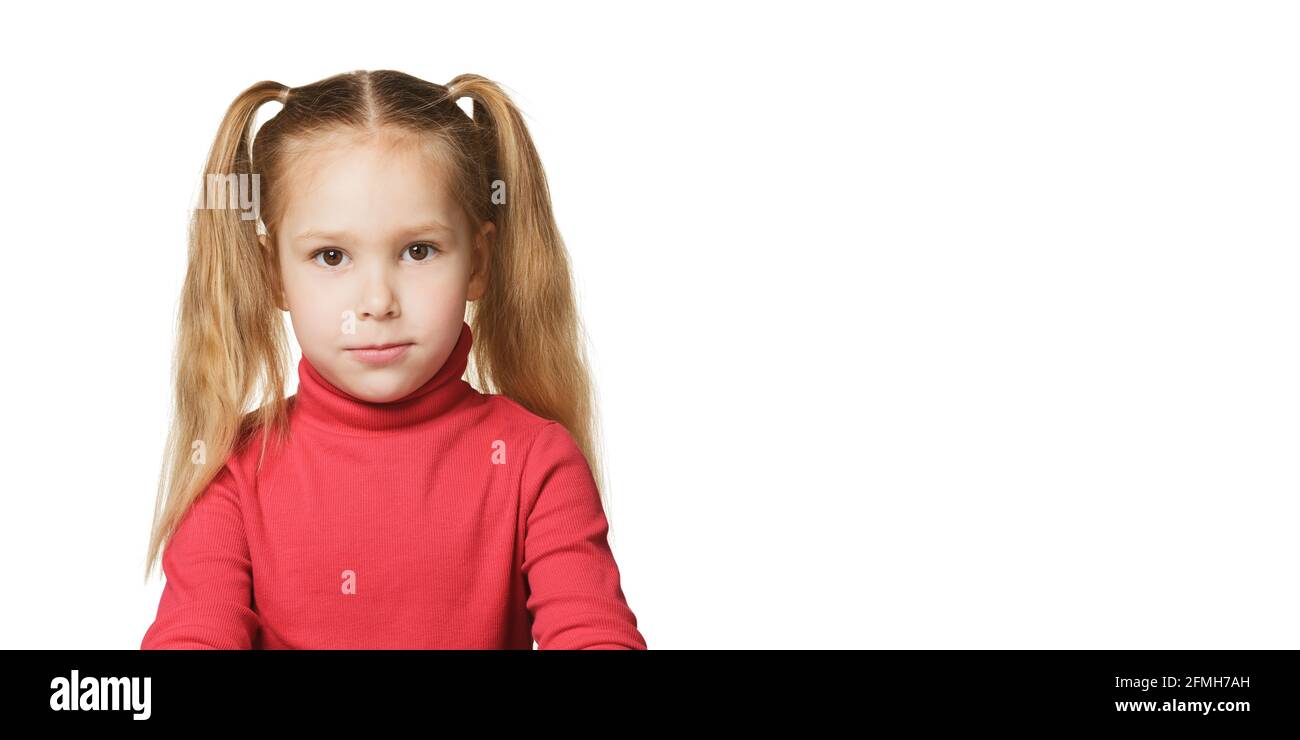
[258, 234, 290, 312]
[467, 221, 495, 302]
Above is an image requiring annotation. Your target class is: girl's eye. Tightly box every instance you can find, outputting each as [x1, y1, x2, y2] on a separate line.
[309, 243, 438, 269]
[404, 242, 441, 262]
[311, 249, 350, 269]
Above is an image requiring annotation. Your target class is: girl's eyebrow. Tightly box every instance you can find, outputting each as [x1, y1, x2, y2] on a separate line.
[294, 220, 453, 242]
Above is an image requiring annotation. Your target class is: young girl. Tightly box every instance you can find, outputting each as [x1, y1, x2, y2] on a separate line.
[141, 70, 646, 650]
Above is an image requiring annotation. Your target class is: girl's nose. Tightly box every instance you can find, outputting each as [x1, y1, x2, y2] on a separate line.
[358, 269, 400, 320]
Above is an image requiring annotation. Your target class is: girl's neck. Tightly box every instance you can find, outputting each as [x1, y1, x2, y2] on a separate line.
[290, 321, 475, 435]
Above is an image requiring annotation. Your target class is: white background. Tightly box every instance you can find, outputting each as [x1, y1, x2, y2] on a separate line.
[0, 1, 1296, 648]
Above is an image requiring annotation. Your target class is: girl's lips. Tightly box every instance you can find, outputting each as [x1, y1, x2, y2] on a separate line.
[347, 343, 413, 366]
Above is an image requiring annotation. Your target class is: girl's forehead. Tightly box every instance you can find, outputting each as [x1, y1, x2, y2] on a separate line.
[284, 132, 452, 189]
[276, 138, 466, 240]
[287, 131, 447, 182]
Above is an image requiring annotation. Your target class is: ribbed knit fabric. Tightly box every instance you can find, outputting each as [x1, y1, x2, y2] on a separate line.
[141, 320, 646, 650]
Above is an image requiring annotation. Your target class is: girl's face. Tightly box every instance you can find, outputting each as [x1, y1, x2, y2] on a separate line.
[266, 133, 493, 403]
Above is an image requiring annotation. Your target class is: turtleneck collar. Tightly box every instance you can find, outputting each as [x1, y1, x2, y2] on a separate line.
[291, 320, 475, 435]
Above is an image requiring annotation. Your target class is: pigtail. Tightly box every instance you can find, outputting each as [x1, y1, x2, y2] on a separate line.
[446, 74, 609, 517]
[144, 81, 293, 581]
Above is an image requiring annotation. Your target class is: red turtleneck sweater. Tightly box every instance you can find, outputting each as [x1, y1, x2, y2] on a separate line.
[141, 321, 646, 650]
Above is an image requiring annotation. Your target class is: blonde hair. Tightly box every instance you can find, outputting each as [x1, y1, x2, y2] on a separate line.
[144, 70, 605, 581]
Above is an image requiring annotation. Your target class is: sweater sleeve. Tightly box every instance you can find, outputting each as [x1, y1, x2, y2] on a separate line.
[141, 463, 260, 649]
[521, 422, 647, 650]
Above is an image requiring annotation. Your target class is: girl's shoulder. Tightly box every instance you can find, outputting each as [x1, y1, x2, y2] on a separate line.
[479, 392, 560, 431]
[221, 412, 293, 485]
[475, 394, 589, 475]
